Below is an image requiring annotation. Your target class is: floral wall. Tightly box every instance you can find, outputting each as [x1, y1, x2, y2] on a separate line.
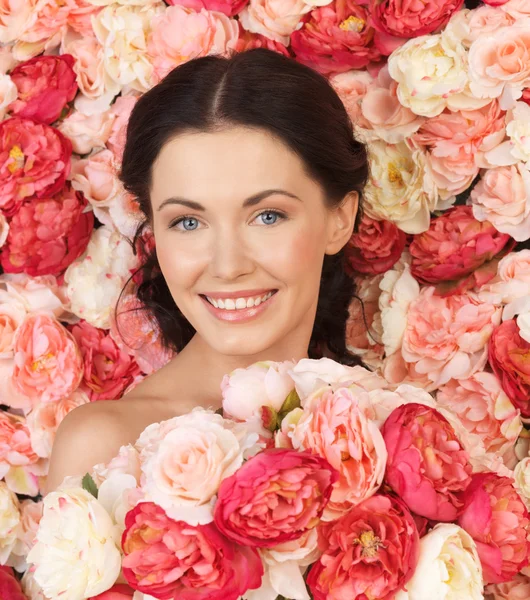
[0, 0, 530, 597]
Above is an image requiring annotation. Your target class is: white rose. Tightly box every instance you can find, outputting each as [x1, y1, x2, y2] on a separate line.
[64, 226, 138, 329]
[0, 482, 20, 564]
[0, 73, 17, 120]
[486, 102, 530, 167]
[395, 523, 483, 600]
[21, 570, 47, 600]
[239, 0, 311, 45]
[363, 141, 440, 234]
[26, 486, 122, 600]
[514, 456, 530, 508]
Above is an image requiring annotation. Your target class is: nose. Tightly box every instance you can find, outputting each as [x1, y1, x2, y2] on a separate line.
[207, 227, 255, 281]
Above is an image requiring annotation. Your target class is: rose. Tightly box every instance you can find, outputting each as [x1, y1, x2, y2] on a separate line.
[514, 457, 530, 508]
[307, 494, 419, 600]
[445, 6, 515, 49]
[0, 117, 71, 216]
[0, 73, 17, 120]
[7, 54, 78, 124]
[363, 140, 438, 234]
[458, 473, 530, 583]
[486, 102, 530, 167]
[69, 320, 142, 401]
[122, 502, 263, 600]
[20, 570, 46, 600]
[92, 444, 141, 488]
[394, 523, 483, 600]
[468, 22, 530, 109]
[27, 486, 122, 600]
[501, 0, 530, 19]
[437, 372, 522, 458]
[489, 319, 530, 416]
[58, 109, 115, 155]
[234, 28, 290, 55]
[485, 575, 530, 600]
[137, 409, 254, 525]
[221, 360, 295, 424]
[370, 0, 463, 51]
[329, 69, 372, 129]
[0, 0, 36, 45]
[0, 482, 20, 564]
[470, 163, 530, 242]
[0, 292, 26, 359]
[66, 0, 103, 36]
[382, 403, 472, 521]
[291, 385, 387, 520]
[0, 566, 26, 600]
[479, 250, 530, 310]
[90, 584, 135, 600]
[12, 313, 83, 403]
[214, 448, 336, 547]
[64, 226, 139, 329]
[168, 0, 249, 16]
[239, 0, 310, 46]
[409, 205, 512, 286]
[290, 0, 380, 75]
[345, 215, 406, 276]
[10, 498, 42, 570]
[106, 95, 138, 162]
[0, 186, 94, 277]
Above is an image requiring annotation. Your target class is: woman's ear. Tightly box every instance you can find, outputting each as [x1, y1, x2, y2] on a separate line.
[325, 191, 359, 255]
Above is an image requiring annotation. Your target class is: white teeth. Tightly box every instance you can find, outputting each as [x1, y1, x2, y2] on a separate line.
[206, 291, 274, 310]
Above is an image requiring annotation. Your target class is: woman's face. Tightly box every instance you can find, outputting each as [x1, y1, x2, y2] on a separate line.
[150, 126, 356, 357]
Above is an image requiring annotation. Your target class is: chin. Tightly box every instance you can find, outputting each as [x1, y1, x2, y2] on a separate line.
[207, 331, 278, 358]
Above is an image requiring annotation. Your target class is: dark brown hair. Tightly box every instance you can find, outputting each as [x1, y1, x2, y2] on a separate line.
[118, 48, 368, 365]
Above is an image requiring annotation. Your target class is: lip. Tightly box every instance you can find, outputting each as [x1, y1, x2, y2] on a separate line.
[200, 290, 278, 323]
[200, 288, 277, 300]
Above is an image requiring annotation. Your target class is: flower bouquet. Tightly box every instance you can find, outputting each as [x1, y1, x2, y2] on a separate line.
[26, 358, 530, 600]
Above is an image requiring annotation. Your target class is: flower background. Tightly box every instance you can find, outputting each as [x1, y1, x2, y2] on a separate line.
[0, 0, 530, 596]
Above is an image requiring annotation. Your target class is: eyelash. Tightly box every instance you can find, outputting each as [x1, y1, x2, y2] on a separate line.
[168, 209, 287, 231]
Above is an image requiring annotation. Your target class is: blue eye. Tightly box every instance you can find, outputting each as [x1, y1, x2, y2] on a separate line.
[171, 217, 199, 231]
[256, 210, 284, 226]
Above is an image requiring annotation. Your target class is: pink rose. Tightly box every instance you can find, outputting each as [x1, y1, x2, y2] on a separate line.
[307, 494, 419, 600]
[168, 0, 249, 17]
[370, 0, 463, 55]
[106, 95, 138, 162]
[69, 320, 142, 401]
[501, 0, 530, 20]
[0, 117, 71, 217]
[291, 1, 381, 75]
[110, 294, 174, 375]
[489, 319, 530, 417]
[425, 147, 479, 200]
[329, 69, 373, 127]
[70, 149, 122, 208]
[449, 6, 515, 49]
[8, 54, 78, 124]
[58, 109, 115, 156]
[0, 0, 36, 46]
[89, 584, 135, 600]
[234, 27, 290, 55]
[291, 385, 387, 520]
[0, 566, 27, 600]
[345, 215, 406, 275]
[410, 205, 513, 287]
[382, 403, 473, 521]
[66, 0, 102, 36]
[458, 473, 530, 583]
[12, 313, 83, 403]
[470, 164, 530, 242]
[122, 502, 263, 600]
[401, 287, 501, 387]
[0, 186, 94, 277]
[13, 498, 43, 558]
[485, 575, 530, 600]
[214, 448, 337, 546]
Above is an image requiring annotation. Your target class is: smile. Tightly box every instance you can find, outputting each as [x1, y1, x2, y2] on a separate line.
[199, 290, 278, 323]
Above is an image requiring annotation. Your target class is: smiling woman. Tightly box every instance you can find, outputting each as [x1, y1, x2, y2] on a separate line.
[45, 47, 369, 494]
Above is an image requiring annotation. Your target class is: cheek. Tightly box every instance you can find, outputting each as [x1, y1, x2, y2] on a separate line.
[155, 236, 205, 288]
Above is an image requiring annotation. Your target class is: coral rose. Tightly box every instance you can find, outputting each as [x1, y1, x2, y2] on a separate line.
[12, 313, 83, 403]
[0, 186, 94, 277]
[382, 403, 473, 521]
[8, 54, 78, 124]
[234, 27, 290, 55]
[485, 575, 530, 600]
[70, 320, 142, 401]
[345, 215, 406, 275]
[121, 502, 262, 600]
[291, 385, 387, 520]
[401, 286, 501, 387]
[307, 494, 419, 600]
[170, 0, 249, 16]
[214, 448, 337, 547]
[458, 473, 530, 583]
[370, 0, 463, 54]
[0, 117, 71, 216]
[489, 319, 530, 416]
[290, 0, 380, 75]
[239, 0, 310, 46]
[410, 205, 512, 286]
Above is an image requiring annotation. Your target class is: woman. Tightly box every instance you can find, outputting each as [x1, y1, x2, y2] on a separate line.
[45, 47, 368, 493]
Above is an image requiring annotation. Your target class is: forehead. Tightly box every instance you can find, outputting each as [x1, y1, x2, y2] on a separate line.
[150, 126, 317, 207]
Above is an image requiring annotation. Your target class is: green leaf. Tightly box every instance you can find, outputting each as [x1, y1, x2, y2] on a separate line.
[82, 473, 98, 499]
[279, 389, 301, 419]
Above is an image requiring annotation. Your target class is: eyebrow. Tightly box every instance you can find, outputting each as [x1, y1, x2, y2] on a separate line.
[157, 189, 302, 212]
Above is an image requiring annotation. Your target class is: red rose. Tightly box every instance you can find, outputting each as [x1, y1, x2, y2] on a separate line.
[214, 448, 337, 547]
[0, 566, 27, 600]
[370, 0, 464, 55]
[458, 473, 530, 583]
[410, 205, 513, 290]
[89, 584, 135, 599]
[291, 0, 381, 76]
[382, 403, 472, 521]
[307, 494, 419, 600]
[488, 319, 530, 417]
[122, 502, 262, 600]
[69, 320, 143, 400]
[8, 55, 78, 125]
[345, 215, 406, 275]
[0, 117, 72, 217]
[0, 185, 93, 276]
